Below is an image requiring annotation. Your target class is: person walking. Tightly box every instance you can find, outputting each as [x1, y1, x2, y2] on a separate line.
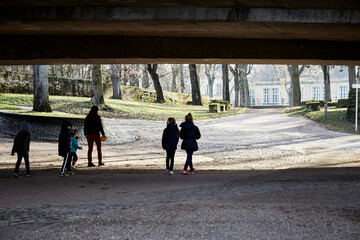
[84, 106, 106, 167]
[179, 113, 201, 175]
[162, 117, 179, 175]
[11, 122, 32, 178]
[70, 129, 82, 170]
[59, 120, 74, 176]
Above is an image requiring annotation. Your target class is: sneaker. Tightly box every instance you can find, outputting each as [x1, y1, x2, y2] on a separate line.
[60, 173, 69, 177]
[88, 163, 96, 167]
[67, 171, 74, 176]
[182, 170, 188, 175]
[26, 173, 32, 177]
[98, 162, 105, 166]
[190, 169, 195, 175]
[14, 172, 20, 178]
[169, 170, 174, 175]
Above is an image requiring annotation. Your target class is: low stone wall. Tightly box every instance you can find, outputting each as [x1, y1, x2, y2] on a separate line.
[0, 111, 85, 141]
[0, 71, 112, 97]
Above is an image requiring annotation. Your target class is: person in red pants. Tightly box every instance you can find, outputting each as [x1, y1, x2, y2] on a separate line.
[84, 106, 106, 167]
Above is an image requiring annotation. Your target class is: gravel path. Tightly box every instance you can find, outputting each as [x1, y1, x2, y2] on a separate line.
[0, 108, 359, 239]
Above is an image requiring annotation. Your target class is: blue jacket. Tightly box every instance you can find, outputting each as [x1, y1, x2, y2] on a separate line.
[70, 137, 81, 153]
[162, 124, 179, 150]
[180, 122, 201, 151]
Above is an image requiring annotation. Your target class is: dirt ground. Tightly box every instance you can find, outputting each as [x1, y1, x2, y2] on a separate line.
[0, 108, 360, 239]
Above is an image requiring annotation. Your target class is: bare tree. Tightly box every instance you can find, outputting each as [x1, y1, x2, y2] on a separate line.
[147, 64, 165, 103]
[171, 64, 180, 92]
[222, 64, 230, 102]
[188, 64, 202, 105]
[179, 64, 185, 93]
[287, 65, 305, 106]
[91, 64, 105, 105]
[239, 64, 253, 108]
[349, 66, 356, 90]
[229, 65, 240, 107]
[142, 64, 150, 88]
[205, 64, 216, 98]
[111, 64, 122, 99]
[321, 65, 331, 102]
[33, 65, 52, 112]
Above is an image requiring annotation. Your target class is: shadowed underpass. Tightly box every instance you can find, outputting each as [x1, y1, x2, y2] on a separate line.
[0, 109, 360, 239]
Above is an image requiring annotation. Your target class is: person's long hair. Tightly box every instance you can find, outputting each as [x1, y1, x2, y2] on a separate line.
[168, 117, 180, 137]
[185, 113, 193, 122]
[88, 106, 99, 117]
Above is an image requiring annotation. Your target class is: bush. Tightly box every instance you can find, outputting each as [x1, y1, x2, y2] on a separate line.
[326, 102, 337, 107]
[337, 99, 348, 108]
[305, 101, 320, 111]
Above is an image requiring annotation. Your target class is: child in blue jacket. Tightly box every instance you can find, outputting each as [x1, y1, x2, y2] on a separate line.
[70, 129, 82, 169]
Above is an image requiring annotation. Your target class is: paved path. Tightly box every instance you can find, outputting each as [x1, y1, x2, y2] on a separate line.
[0, 109, 359, 239]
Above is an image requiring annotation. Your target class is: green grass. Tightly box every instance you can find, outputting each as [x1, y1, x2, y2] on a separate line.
[286, 106, 358, 134]
[0, 104, 22, 110]
[0, 93, 246, 121]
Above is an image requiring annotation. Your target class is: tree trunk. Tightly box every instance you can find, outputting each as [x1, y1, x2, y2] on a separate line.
[142, 64, 150, 88]
[222, 64, 230, 102]
[349, 66, 356, 89]
[239, 64, 251, 108]
[147, 64, 165, 103]
[321, 65, 331, 102]
[111, 64, 122, 99]
[171, 64, 180, 92]
[230, 65, 240, 107]
[188, 64, 202, 105]
[91, 64, 105, 105]
[179, 64, 185, 93]
[33, 65, 52, 112]
[205, 64, 215, 98]
[287, 65, 302, 106]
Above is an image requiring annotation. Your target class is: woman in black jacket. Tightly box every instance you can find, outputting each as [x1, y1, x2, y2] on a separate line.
[162, 117, 179, 175]
[180, 113, 201, 175]
[84, 106, 106, 167]
[11, 122, 31, 178]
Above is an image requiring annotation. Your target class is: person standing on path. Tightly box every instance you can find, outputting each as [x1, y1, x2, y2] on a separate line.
[59, 120, 74, 176]
[11, 122, 32, 178]
[180, 113, 201, 175]
[84, 106, 106, 167]
[162, 117, 179, 175]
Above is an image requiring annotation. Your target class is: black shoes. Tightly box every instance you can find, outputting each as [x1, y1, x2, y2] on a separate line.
[98, 162, 105, 166]
[88, 163, 96, 167]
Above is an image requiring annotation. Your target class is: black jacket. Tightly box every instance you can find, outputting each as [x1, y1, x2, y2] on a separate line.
[11, 131, 30, 156]
[162, 124, 179, 150]
[84, 114, 105, 136]
[180, 122, 201, 151]
[58, 121, 73, 157]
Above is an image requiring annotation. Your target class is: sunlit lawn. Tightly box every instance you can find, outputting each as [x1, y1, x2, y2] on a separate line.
[0, 93, 246, 121]
[286, 106, 358, 134]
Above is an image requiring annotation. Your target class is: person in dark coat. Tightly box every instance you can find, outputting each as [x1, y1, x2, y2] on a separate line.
[162, 117, 179, 175]
[84, 106, 106, 167]
[180, 113, 201, 175]
[59, 120, 73, 176]
[11, 122, 31, 178]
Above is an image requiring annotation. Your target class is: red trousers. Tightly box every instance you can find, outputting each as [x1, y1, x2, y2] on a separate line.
[86, 134, 102, 164]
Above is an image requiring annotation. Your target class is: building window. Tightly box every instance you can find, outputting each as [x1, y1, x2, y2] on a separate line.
[216, 84, 221, 95]
[301, 87, 304, 102]
[250, 90, 256, 105]
[263, 88, 270, 104]
[272, 88, 279, 103]
[312, 87, 321, 100]
[339, 85, 349, 99]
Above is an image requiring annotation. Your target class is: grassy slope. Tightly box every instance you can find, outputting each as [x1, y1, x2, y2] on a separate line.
[286, 106, 358, 134]
[0, 93, 246, 121]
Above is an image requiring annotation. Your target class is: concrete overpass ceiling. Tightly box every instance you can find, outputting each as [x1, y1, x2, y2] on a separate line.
[1, 0, 360, 9]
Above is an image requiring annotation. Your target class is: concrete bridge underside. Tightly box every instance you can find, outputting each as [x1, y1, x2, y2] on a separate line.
[0, 1, 359, 65]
